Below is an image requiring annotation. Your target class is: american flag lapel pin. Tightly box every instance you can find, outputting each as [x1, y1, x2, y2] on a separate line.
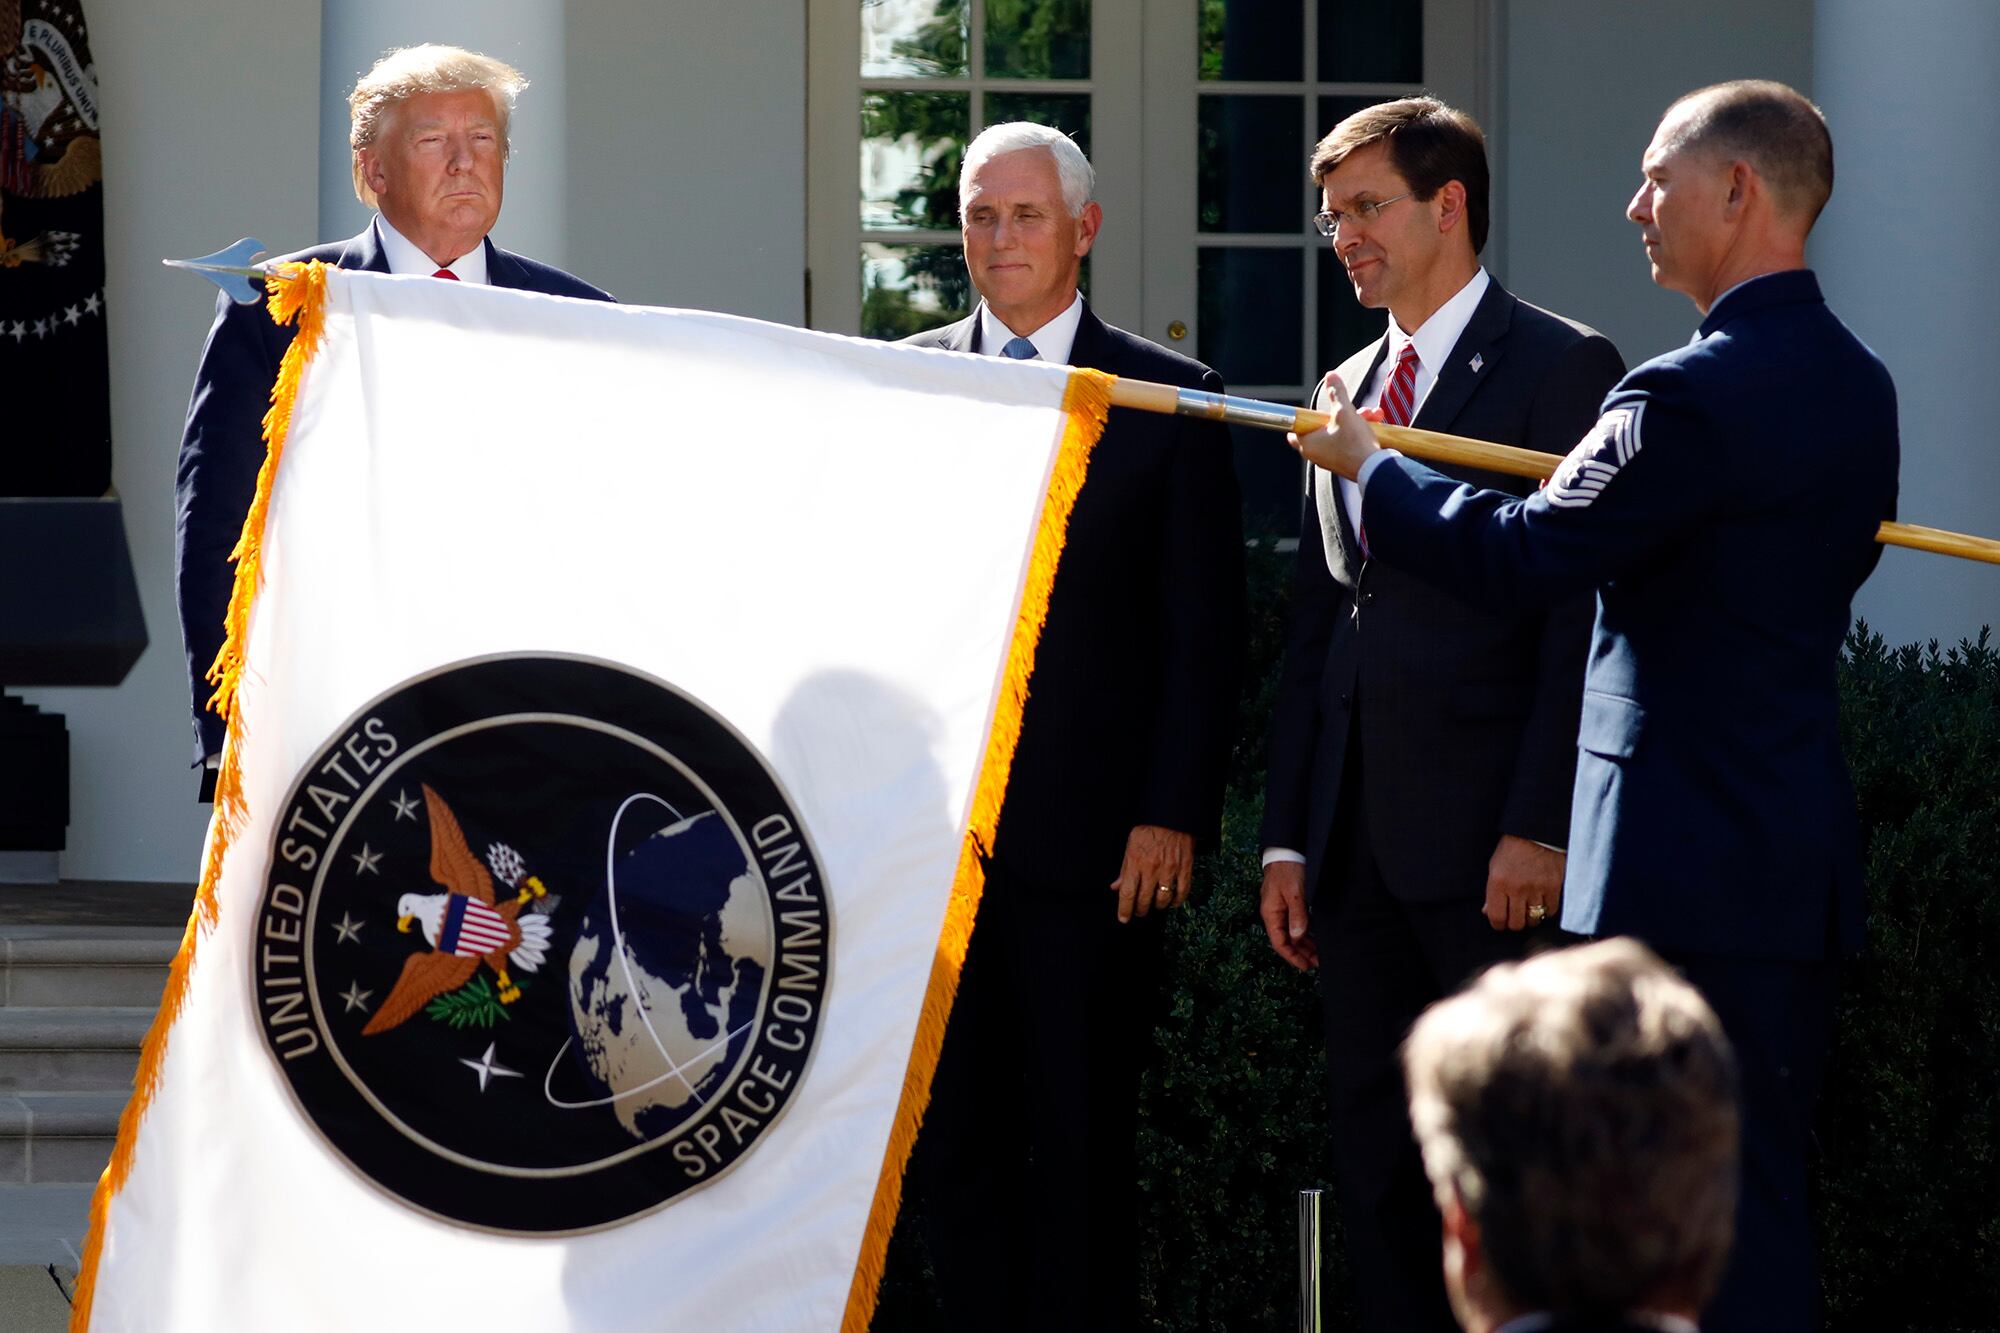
[1469, 353, 1484, 373]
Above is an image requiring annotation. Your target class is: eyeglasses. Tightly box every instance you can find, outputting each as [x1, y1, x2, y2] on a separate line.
[1312, 193, 1413, 236]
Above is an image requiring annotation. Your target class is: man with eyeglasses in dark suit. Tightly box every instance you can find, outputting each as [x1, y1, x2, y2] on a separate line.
[1259, 97, 1624, 1332]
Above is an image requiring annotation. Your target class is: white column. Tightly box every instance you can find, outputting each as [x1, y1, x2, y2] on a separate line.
[1816, 0, 2000, 647]
[318, 0, 567, 267]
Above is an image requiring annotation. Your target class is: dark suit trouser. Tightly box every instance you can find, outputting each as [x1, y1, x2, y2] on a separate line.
[1312, 735, 1535, 1333]
[1672, 953, 1836, 1333]
[909, 858, 1166, 1332]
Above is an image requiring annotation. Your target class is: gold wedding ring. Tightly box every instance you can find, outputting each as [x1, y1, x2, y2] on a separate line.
[1527, 903, 1548, 924]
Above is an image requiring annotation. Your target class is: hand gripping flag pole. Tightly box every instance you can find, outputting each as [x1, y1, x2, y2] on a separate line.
[1106, 376, 2000, 567]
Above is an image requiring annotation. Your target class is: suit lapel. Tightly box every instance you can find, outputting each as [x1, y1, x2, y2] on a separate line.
[1411, 278, 1515, 431]
[337, 223, 392, 274]
[1314, 337, 1386, 586]
[938, 304, 983, 354]
[484, 238, 528, 290]
[1065, 300, 1115, 373]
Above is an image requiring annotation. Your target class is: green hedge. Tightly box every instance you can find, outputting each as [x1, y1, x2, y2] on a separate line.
[880, 540, 2000, 1330]
[1817, 627, 2000, 1329]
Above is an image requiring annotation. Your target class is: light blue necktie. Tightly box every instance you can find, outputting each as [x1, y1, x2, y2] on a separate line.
[1000, 336, 1039, 360]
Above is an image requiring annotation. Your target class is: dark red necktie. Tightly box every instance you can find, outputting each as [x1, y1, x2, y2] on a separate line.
[433, 268, 458, 281]
[1358, 341, 1421, 557]
[1378, 341, 1421, 427]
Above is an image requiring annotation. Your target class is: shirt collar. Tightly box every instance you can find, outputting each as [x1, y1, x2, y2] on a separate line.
[978, 291, 1085, 364]
[373, 215, 490, 285]
[1388, 266, 1491, 373]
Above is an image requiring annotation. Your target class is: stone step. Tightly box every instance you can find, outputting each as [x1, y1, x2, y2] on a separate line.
[0, 1009, 151, 1095]
[0, 928, 179, 1009]
[0, 1093, 126, 1185]
[0, 1184, 91, 1267]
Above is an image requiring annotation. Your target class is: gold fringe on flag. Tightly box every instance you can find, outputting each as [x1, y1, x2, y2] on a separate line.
[841, 366, 1114, 1331]
[70, 260, 331, 1333]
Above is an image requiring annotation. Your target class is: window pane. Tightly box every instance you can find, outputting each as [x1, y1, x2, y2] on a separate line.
[1316, 246, 1380, 379]
[1314, 95, 1376, 154]
[862, 91, 970, 231]
[1199, 94, 1306, 233]
[862, 0, 969, 78]
[984, 0, 1090, 79]
[1198, 246, 1303, 385]
[984, 92, 1091, 160]
[1317, 0, 1420, 83]
[1199, 0, 1304, 81]
[862, 243, 971, 340]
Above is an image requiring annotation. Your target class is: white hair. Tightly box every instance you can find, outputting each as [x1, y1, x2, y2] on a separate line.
[960, 122, 1095, 217]
[348, 44, 528, 205]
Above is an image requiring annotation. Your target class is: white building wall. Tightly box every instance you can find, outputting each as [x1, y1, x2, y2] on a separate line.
[1817, 0, 2000, 649]
[563, 0, 805, 320]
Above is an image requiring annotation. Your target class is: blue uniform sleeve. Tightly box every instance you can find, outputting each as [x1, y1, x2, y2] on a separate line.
[1361, 359, 1716, 613]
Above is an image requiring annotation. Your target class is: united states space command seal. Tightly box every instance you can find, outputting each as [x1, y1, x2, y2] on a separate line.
[251, 654, 830, 1233]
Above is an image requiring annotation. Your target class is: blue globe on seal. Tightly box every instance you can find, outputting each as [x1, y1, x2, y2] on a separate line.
[566, 803, 773, 1141]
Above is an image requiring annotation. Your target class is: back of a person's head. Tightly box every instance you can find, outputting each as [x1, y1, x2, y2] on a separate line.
[1403, 938, 1739, 1321]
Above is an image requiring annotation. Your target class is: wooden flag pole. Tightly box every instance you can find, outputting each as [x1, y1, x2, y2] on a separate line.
[1107, 376, 2000, 567]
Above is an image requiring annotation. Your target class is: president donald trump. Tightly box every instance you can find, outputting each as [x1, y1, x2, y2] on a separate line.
[174, 44, 612, 788]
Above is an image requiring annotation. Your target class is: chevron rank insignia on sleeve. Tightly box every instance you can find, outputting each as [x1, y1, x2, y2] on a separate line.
[1546, 403, 1645, 509]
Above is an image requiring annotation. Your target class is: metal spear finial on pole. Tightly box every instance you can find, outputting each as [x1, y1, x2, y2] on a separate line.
[162, 237, 272, 304]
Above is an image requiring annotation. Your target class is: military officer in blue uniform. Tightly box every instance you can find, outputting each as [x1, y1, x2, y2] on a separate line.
[1289, 81, 1898, 1332]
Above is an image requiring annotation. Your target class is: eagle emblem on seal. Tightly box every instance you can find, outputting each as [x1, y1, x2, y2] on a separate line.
[362, 785, 555, 1035]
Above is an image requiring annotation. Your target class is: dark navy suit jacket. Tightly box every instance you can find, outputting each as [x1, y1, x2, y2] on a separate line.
[903, 302, 1245, 890]
[1362, 270, 1899, 960]
[1262, 278, 1623, 902]
[173, 223, 612, 764]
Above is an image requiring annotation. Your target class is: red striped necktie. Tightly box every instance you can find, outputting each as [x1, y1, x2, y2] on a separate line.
[1358, 341, 1421, 558]
[1378, 340, 1421, 427]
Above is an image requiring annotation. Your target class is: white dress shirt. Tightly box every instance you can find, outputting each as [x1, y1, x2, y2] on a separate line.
[374, 214, 490, 284]
[1336, 267, 1490, 534]
[977, 291, 1084, 364]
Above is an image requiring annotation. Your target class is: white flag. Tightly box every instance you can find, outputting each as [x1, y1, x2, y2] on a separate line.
[78, 265, 1109, 1330]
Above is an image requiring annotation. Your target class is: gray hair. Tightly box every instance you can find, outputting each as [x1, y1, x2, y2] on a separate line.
[1663, 80, 1833, 227]
[960, 121, 1095, 217]
[1403, 938, 1740, 1321]
[348, 44, 528, 205]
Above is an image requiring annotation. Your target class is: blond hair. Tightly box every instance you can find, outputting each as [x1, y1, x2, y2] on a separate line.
[348, 44, 527, 206]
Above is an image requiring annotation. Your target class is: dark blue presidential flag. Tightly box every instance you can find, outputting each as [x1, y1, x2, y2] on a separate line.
[1, 0, 108, 497]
